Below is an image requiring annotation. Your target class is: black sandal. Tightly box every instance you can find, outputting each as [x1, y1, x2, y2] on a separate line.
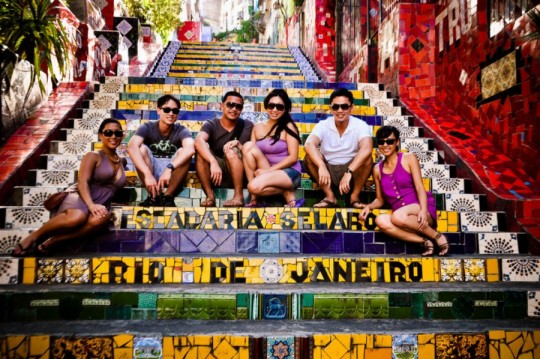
[434, 232, 449, 256]
[421, 238, 435, 257]
[12, 243, 32, 257]
[35, 243, 52, 257]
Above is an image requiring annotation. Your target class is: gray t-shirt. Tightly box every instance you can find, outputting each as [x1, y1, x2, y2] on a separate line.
[200, 118, 253, 158]
[135, 121, 191, 158]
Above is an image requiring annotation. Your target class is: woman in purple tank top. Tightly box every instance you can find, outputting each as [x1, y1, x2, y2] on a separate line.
[13, 118, 127, 256]
[242, 89, 304, 207]
[359, 126, 449, 256]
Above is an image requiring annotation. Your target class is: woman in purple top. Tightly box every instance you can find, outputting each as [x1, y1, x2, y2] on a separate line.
[360, 126, 449, 256]
[13, 118, 127, 256]
[242, 89, 303, 207]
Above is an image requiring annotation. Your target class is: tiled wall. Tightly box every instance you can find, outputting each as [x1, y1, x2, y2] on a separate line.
[335, 0, 540, 181]
[1, 331, 539, 358]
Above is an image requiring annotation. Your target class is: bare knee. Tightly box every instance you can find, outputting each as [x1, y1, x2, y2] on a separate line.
[58, 211, 87, 228]
[247, 180, 264, 195]
[375, 214, 393, 230]
[242, 141, 255, 156]
[390, 212, 407, 227]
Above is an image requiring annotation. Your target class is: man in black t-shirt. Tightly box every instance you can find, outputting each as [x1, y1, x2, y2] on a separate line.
[195, 91, 253, 207]
[128, 94, 195, 207]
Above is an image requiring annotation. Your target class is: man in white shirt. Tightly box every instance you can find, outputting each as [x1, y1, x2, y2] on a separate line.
[304, 88, 373, 208]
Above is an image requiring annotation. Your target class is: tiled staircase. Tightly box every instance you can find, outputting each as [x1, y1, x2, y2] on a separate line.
[0, 41, 539, 358]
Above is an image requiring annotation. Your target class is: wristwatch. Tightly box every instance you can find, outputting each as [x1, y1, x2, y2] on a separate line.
[346, 168, 353, 174]
[166, 163, 175, 171]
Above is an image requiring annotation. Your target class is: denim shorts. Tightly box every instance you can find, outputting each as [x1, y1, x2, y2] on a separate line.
[282, 167, 301, 189]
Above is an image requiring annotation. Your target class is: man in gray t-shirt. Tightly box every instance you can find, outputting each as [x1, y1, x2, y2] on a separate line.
[128, 94, 195, 207]
[195, 91, 253, 207]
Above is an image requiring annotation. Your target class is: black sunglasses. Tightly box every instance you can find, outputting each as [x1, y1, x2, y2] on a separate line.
[101, 129, 124, 138]
[377, 139, 397, 145]
[266, 103, 286, 111]
[161, 107, 180, 114]
[225, 102, 244, 111]
[330, 103, 351, 111]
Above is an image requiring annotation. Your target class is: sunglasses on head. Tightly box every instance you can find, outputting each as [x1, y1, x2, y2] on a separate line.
[161, 107, 180, 114]
[266, 103, 286, 111]
[225, 102, 244, 111]
[377, 138, 397, 145]
[330, 103, 351, 111]
[101, 129, 124, 138]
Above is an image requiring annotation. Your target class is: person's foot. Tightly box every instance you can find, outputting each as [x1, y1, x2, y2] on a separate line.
[285, 198, 305, 208]
[201, 198, 216, 207]
[222, 198, 244, 207]
[434, 232, 449, 256]
[139, 196, 160, 207]
[350, 200, 367, 209]
[161, 195, 176, 207]
[12, 242, 32, 257]
[313, 198, 338, 208]
[421, 238, 434, 257]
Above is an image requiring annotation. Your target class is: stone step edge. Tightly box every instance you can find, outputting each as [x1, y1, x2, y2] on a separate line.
[1, 318, 539, 336]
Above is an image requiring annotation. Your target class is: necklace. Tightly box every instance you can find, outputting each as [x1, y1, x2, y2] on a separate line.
[108, 155, 120, 164]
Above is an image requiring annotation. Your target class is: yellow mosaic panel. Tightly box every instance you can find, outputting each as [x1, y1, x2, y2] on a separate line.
[488, 330, 540, 359]
[17, 256, 495, 285]
[162, 335, 249, 359]
[313, 334, 393, 359]
[481, 51, 517, 100]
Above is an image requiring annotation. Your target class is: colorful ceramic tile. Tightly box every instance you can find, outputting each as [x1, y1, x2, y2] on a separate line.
[134, 337, 162, 359]
[435, 334, 487, 359]
[501, 258, 540, 282]
[392, 334, 418, 359]
[478, 233, 519, 254]
[267, 336, 295, 358]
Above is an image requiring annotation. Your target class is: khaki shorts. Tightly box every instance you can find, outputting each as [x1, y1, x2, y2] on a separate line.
[325, 159, 353, 187]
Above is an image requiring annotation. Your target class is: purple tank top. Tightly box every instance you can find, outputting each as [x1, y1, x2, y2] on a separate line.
[256, 138, 302, 173]
[379, 153, 437, 225]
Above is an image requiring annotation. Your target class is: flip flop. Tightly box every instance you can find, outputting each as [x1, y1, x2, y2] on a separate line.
[201, 198, 216, 207]
[285, 198, 305, 208]
[313, 198, 338, 208]
[350, 200, 367, 209]
[222, 199, 244, 207]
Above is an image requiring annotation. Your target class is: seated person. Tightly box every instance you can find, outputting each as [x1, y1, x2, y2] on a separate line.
[242, 89, 303, 207]
[13, 118, 127, 256]
[359, 126, 449, 256]
[127, 94, 194, 207]
[304, 88, 373, 208]
[194, 91, 253, 207]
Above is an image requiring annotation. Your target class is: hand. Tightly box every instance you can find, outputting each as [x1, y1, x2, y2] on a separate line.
[339, 172, 352, 195]
[210, 161, 223, 186]
[318, 167, 331, 187]
[158, 169, 172, 192]
[144, 176, 159, 198]
[359, 206, 370, 221]
[417, 209, 429, 230]
[88, 203, 108, 218]
[223, 140, 239, 154]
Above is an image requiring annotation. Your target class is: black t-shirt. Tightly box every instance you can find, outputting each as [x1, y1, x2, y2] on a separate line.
[200, 118, 253, 158]
[135, 121, 191, 158]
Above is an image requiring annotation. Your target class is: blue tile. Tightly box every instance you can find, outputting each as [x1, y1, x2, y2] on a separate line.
[237, 231, 258, 253]
[261, 294, 288, 320]
[343, 232, 364, 253]
[259, 232, 280, 253]
[365, 243, 385, 254]
[279, 232, 301, 253]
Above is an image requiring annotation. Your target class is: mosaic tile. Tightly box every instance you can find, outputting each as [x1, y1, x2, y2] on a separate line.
[440, 259, 464, 282]
[0, 258, 19, 284]
[262, 294, 288, 320]
[267, 336, 295, 358]
[460, 212, 500, 232]
[435, 333, 487, 358]
[478, 232, 519, 254]
[501, 258, 540, 282]
[0, 229, 32, 255]
[52, 337, 114, 358]
[431, 178, 466, 194]
[134, 337, 162, 359]
[393, 334, 418, 359]
[445, 194, 482, 212]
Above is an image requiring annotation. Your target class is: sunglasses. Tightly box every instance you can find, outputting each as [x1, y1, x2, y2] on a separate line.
[101, 129, 124, 138]
[161, 107, 180, 114]
[225, 102, 244, 111]
[377, 139, 397, 145]
[266, 103, 286, 111]
[330, 103, 351, 111]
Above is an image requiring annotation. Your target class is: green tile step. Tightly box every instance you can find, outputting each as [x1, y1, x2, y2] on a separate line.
[0, 282, 535, 321]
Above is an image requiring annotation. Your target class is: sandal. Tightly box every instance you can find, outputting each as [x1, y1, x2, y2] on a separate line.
[222, 199, 244, 207]
[35, 243, 52, 257]
[245, 200, 260, 208]
[421, 238, 434, 257]
[313, 198, 338, 208]
[285, 198, 305, 208]
[201, 198, 216, 207]
[350, 200, 366, 209]
[12, 243, 32, 257]
[434, 232, 449, 256]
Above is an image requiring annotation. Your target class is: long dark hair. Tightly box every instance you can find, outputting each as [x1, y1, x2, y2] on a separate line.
[262, 89, 301, 144]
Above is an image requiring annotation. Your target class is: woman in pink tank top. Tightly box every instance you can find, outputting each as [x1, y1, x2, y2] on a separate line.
[359, 126, 449, 256]
[242, 89, 303, 207]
